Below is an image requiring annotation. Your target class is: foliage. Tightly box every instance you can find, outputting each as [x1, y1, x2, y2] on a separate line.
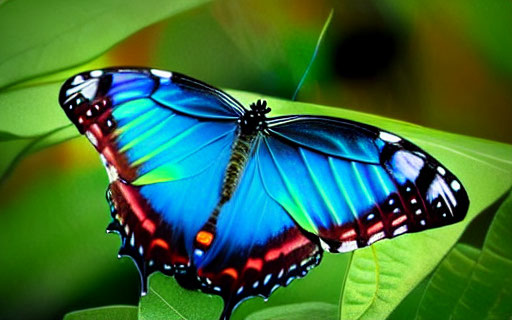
[1, 1, 511, 320]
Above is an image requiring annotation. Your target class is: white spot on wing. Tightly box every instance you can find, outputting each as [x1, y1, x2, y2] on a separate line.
[380, 131, 402, 143]
[90, 70, 103, 77]
[72, 75, 84, 85]
[151, 69, 172, 78]
[85, 130, 97, 146]
[337, 240, 358, 253]
[393, 225, 408, 236]
[437, 166, 446, 176]
[391, 151, 425, 184]
[106, 164, 119, 182]
[368, 231, 385, 245]
[451, 180, 461, 191]
[427, 175, 457, 214]
[319, 239, 331, 251]
[264, 274, 272, 286]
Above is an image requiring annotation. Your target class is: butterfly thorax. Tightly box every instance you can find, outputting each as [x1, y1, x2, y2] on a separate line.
[223, 100, 271, 198]
[194, 100, 270, 253]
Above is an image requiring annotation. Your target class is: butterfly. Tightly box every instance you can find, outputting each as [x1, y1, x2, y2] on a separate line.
[59, 67, 469, 320]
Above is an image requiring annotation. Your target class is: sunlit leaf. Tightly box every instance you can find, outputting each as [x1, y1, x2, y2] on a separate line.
[0, 0, 211, 89]
[63, 305, 138, 320]
[245, 302, 338, 320]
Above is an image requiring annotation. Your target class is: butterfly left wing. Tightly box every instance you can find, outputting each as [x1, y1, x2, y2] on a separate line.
[259, 115, 469, 252]
[59, 68, 243, 294]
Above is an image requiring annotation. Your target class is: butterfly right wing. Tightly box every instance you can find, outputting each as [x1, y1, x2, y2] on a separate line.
[258, 115, 469, 252]
[59, 68, 241, 291]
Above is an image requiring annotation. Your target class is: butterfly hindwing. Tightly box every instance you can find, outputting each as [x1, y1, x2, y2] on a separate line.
[262, 116, 469, 252]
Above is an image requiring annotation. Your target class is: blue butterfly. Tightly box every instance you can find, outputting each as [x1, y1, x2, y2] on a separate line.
[59, 68, 469, 320]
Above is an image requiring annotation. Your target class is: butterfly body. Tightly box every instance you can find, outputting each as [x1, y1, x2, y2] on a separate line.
[59, 68, 469, 320]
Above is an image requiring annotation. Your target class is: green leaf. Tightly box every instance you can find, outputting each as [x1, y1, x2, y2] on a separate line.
[0, 83, 68, 137]
[0, 138, 139, 319]
[63, 305, 138, 320]
[0, 0, 210, 89]
[415, 244, 480, 319]
[449, 191, 512, 319]
[0, 125, 76, 183]
[245, 302, 338, 320]
[139, 273, 223, 320]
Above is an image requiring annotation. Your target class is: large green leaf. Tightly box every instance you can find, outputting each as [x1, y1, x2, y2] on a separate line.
[449, 191, 512, 319]
[0, 0, 210, 89]
[415, 244, 481, 319]
[63, 305, 138, 320]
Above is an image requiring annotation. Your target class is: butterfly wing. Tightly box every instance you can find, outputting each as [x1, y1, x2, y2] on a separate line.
[59, 68, 243, 291]
[260, 115, 469, 252]
[176, 148, 322, 319]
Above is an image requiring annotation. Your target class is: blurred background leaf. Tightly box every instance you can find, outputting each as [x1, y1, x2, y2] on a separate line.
[0, 0, 210, 89]
[1, 0, 512, 320]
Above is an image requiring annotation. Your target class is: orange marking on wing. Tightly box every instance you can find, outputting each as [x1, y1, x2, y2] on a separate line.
[392, 215, 407, 227]
[367, 221, 384, 235]
[150, 238, 169, 251]
[264, 235, 311, 262]
[142, 219, 156, 234]
[221, 268, 238, 280]
[196, 231, 214, 247]
[117, 182, 147, 222]
[245, 258, 263, 272]
[340, 229, 357, 240]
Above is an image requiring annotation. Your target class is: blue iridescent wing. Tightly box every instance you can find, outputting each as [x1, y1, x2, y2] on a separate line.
[59, 68, 242, 291]
[179, 147, 321, 319]
[259, 115, 469, 252]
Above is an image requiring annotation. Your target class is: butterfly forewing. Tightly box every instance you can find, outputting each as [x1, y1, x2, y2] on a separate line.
[264, 116, 469, 252]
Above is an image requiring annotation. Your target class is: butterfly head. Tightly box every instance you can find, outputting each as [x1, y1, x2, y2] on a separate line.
[240, 100, 271, 134]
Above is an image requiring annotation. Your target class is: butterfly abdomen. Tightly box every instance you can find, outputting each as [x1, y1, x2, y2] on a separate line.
[221, 132, 257, 201]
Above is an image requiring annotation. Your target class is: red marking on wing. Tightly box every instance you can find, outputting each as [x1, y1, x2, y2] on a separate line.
[150, 238, 169, 251]
[340, 229, 357, 240]
[392, 215, 407, 227]
[89, 123, 104, 141]
[244, 258, 263, 272]
[117, 182, 147, 222]
[367, 221, 383, 235]
[221, 268, 239, 280]
[264, 235, 311, 262]
[142, 219, 156, 234]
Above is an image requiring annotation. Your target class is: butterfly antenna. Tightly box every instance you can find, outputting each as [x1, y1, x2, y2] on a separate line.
[291, 8, 334, 101]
